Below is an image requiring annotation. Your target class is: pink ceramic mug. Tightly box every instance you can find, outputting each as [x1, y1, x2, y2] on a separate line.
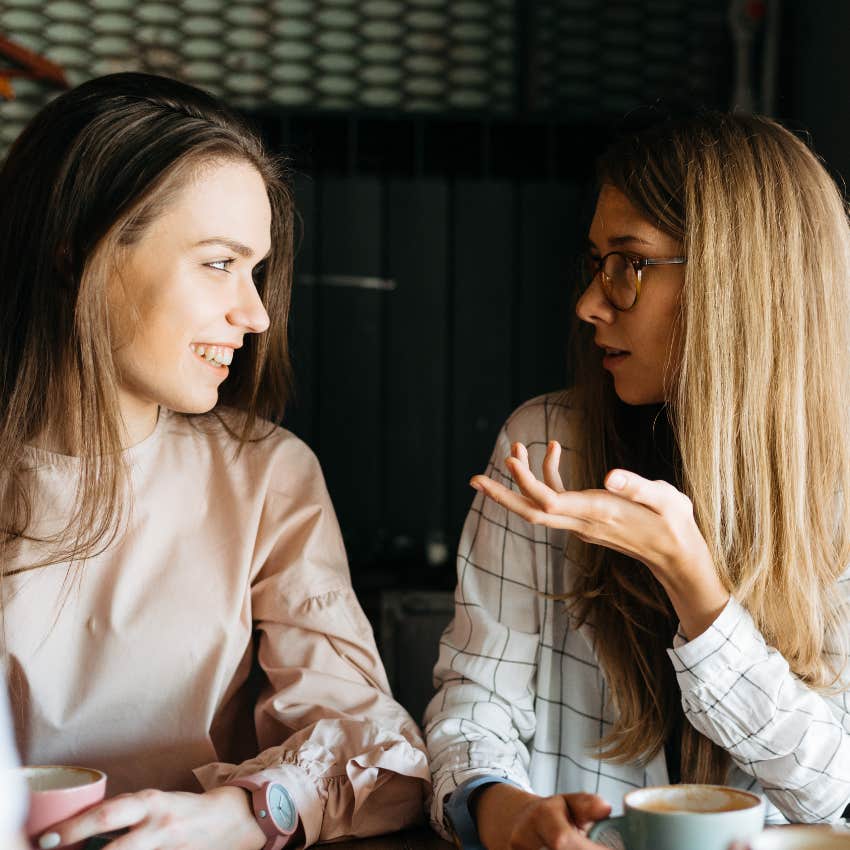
[21, 765, 106, 848]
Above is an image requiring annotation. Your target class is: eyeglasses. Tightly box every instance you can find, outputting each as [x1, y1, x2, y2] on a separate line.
[583, 251, 687, 311]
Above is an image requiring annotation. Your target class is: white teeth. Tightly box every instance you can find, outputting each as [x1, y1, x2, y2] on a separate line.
[190, 344, 234, 367]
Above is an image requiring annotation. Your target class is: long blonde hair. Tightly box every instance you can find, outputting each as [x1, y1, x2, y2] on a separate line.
[568, 112, 850, 782]
[0, 73, 295, 579]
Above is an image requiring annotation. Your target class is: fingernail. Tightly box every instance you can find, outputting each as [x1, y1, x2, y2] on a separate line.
[39, 834, 61, 850]
[607, 472, 626, 490]
[470, 480, 482, 491]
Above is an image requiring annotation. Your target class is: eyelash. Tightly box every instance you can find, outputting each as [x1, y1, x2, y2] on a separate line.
[207, 259, 234, 272]
[205, 258, 267, 286]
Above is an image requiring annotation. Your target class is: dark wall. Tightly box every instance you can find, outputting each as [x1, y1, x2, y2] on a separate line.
[256, 114, 600, 588]
[780, 0, 850, 187]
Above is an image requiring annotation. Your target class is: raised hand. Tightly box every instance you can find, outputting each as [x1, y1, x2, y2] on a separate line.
[471, 440, 730, 639]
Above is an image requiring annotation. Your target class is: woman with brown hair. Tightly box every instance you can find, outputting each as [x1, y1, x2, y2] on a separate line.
[425, 112, 850, 850]
[0, 73, 429, 850]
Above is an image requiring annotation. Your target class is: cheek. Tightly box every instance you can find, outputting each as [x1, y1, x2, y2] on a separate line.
[110, 289, 189, 369]
[639, 288, 681, 355]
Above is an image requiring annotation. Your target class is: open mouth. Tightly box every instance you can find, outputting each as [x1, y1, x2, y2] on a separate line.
[601, 347, 630, 368]
[189, 343, 233, 369]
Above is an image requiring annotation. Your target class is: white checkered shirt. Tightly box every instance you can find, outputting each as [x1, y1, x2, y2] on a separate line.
[424, 393, 850, 837]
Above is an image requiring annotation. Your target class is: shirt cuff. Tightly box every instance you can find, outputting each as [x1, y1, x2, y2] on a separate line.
[444, 776, 520, 850]
[667, 596, 765, 691]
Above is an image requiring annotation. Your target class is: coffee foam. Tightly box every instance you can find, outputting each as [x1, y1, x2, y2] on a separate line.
[22, 766, 103, 792]
[627, 785, 759, 814]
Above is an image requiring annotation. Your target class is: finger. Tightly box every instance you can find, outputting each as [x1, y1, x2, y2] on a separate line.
[505, 456, 560, 507]
[506, 459, 604, 520]
[604, 469, 680, 514]
[562, 793, 612, 831]
[534, 797, 577, 850]
[511, 442, 529, 464]
[90, 826, 156, 850]
[471, 475, 584, 532]
[542, 441, 565, 493]
[41, 795, 148, 848]
[529, 798, 599, 850]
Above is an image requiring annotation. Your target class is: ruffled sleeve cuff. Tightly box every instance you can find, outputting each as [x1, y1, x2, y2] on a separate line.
[194, 730, 430, 847]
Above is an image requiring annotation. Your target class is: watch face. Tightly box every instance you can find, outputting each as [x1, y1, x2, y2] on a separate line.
[267, 783, 298, 832]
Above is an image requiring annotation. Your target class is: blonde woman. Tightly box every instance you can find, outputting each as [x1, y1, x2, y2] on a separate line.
[425, 112, 850, 850]
[0, 73, 428, 850]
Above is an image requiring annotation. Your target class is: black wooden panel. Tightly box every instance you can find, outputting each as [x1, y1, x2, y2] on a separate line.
[385, 179, 449, 562]
[317, 177, 384, 566]
[379, 590, 455, 723]
[451, 180, 516, 538]
[286, 172, 318, 444]
[517, 181, 581, 403]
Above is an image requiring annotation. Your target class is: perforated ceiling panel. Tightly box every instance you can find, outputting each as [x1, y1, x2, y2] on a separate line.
[0, 0, 516, 150]
[1, 0, 735, 155]
[526, 0, 731, 119]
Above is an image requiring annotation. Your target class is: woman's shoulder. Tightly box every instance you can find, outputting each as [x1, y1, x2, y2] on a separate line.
[501, 389, 583, 448]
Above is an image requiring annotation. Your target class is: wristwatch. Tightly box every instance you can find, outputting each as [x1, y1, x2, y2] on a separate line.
[226, 775, 300, 850]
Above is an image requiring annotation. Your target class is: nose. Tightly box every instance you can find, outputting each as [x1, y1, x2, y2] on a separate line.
[576, 274, 616, 327]
[226, 276, 270, 334]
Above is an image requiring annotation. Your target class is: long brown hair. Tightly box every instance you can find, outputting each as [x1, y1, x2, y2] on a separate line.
[568, 112, 850, 782]
[0, 73, 295, 577]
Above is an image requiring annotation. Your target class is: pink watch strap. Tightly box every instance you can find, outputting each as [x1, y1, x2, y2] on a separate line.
[227, 775, 299, 850]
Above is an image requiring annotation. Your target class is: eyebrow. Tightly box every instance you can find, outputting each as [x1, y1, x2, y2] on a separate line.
[194, 237, 270, 259]
[587, 234, 654, 251]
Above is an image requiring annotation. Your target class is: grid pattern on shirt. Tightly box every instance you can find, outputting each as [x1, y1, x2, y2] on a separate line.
[423, 392, 850, 837]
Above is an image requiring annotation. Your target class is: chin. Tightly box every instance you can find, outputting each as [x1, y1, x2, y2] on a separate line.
[612, 381, 665, 406]
[165, 392, 220, 415]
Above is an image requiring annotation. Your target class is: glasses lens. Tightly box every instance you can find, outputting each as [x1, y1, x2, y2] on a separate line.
[601, 253, 637, 309]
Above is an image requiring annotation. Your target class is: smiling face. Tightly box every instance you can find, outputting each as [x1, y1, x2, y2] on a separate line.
[576, 184, 686, 406]
[109, 159, 272, 439]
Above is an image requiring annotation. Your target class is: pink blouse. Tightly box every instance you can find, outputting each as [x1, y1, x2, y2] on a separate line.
[4, 409, 430, 845]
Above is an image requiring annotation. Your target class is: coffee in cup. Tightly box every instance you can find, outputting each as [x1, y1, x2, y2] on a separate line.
[20, 765, 106, 848]
[588, 783, 765, 850]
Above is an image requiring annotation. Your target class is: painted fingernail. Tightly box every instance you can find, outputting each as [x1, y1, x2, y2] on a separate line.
[607, 472, 626, 490]
[39, 834, 61, 850]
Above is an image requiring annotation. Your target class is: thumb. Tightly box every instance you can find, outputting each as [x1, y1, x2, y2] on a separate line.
[562, 793, 612, 830]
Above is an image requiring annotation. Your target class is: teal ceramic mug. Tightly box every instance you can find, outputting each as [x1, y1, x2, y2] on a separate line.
[588, 784, 765, 850]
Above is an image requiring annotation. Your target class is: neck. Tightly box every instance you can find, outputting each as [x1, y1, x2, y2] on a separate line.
[116, 389, 160, 449]
[31, 393, 159, 455]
